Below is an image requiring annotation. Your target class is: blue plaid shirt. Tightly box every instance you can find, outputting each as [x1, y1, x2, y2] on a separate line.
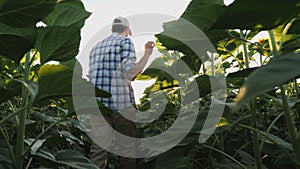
[89, 33, 136, 112]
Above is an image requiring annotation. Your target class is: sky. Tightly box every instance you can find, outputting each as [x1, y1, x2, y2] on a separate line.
[79, 0, 192, 71]
[78, 0, 237, 103]
[80, 0, 191, 44]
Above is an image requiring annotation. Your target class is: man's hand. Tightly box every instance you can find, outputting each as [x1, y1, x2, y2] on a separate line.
[145, 41, 155, 49]
[126, 41, 155, 81]
[144, 41, 155, 56]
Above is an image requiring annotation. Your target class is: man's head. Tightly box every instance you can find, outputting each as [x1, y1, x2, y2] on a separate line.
[112, 16, 132, 37]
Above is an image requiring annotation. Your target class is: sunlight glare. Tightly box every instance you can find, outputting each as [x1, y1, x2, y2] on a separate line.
[224, 0, 235, 6]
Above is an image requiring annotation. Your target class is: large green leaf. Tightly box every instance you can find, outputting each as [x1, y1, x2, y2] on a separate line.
[156, 16, 222, 58]
[212, 0, 300, 30]
[226, 68, 257, 87]
[259, 133, 293, 151]
[236, 52, 300, 105]
[35, 64, 73, 102]
[0, 22, 36, 62]
[0, 0, 56, 27]
[156, 0, 228, 59]
[35, 26, 81, 64]
[57, 130, 84, 145]
[180, 1, 225, 31]
[183, 75, 225, 104]
[34, 149, 98, 169]
[43, 0, 91, 28]
[288, 19, 300, 34]
[281, 36, 300, 53]
[32, 111, 59, 124]
[24, 139, 47, 154]
[35, 64, 111, 104]
[55, 150, 98, 169]
[0, 79, 22, 104]
[155, 147, 197, 169]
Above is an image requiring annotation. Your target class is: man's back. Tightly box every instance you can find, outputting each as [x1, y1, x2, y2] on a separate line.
[89, 32, 136, 112]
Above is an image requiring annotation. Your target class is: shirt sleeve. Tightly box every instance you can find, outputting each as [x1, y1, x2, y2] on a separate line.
[121, 38, 136, 73]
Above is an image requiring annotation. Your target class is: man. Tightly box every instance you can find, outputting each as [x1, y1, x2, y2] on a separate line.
[88, 16, 154, 169]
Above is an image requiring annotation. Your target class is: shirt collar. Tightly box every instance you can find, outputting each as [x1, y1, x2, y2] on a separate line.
[111, 32, 124, 37]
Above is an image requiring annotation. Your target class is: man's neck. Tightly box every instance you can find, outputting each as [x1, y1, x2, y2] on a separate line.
[120, 32, 128, 37]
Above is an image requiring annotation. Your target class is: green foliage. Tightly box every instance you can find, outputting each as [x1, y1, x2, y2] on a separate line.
[35, 27, 81, 64]
[43, 0, 91, 28]
[0, 23, 36, 62]
[136, 0, 300, 169]
[34, 150, 99, 169]
[0, 0, 56, 28]
[0, 0, 103, 168]
[236, 52, 300, 106]
[212, 0, 300, 30]
[1, 0, 300, 168]
[35, 64, 110, 103]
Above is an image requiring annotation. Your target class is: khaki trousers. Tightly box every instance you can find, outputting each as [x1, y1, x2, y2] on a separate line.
[89, 112, 136, 169]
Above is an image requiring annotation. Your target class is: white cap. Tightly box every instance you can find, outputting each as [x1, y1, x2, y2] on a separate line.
[112, 16, 132, 35]
[112, 16, 130, 28]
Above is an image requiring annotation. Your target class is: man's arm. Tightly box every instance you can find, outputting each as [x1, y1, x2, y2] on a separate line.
[126, 41, 155, 81]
